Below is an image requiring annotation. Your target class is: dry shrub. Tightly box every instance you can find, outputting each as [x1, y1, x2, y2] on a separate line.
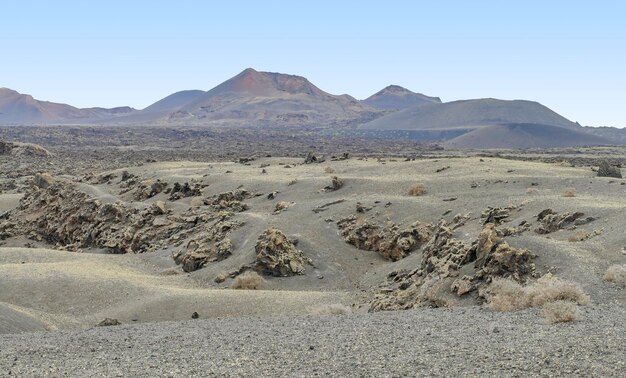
[543, 300, 580, 323]
[561, 189, 576, 197]
[526, 187, 538, 195]
[287, 179, 298, 186]
[603, 264, 626, 283]
[310, 303, 352, 316]
[231, 271, 266, 290]
[489, 275, 590, 312]
[323, 166, 335, 174]
[408, 184, 427, 196]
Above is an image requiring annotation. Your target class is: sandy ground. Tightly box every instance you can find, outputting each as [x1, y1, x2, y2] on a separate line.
[1, 154, 625, 375]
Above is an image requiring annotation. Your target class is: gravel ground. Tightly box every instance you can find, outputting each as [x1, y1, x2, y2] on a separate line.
[1, 304, 625, 377]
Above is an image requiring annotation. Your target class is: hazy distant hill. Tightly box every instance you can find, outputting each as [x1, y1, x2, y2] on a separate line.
[444, 123, 612, 149]
[0, 88, 135, 124]
[362, 85, 441, 110]
[360, 98, 578, 131]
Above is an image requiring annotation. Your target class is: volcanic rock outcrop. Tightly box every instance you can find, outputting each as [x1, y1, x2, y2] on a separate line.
[369, 221, 536, 311]
[253, 227, 312, 276]
[337, 215, 432, 261]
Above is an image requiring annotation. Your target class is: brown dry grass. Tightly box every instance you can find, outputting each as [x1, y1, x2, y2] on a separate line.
[408, 184, 427, 196]
[489, 275, 590, 312]
[231, 271, 266, 290]
[323, 166, 335, 174]
[603, 264, 626, 283]
[542, 300, 580, 323]
[309, 303, 352, 316]
[526, 187, 539, 195]
[561, 189, 576, 197]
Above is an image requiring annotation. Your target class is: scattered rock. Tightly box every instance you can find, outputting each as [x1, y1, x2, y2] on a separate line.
[273, 201, 294, 214]
[324, 176, 344, 191]
[191, 312, 199, 319]
[96, 318, 121, 327]
[203, 189, 251, 212]
[481, 207, 510, 225]
[535, 209, 592, 234]
[33, 172, 55, 189]
[312, 199, 345, 213]
[169, 182, 203, 200]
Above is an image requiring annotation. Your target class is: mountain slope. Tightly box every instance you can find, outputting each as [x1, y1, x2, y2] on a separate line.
[360, 98, 578, 131]
[0, 88, 135, 124]
[362, 85, 441, 110]
[444, 123, 613, 149]
[170, 68, 381, 126]
[143, 90, 205, 113]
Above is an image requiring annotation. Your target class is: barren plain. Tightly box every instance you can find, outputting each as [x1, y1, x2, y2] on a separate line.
[0, 128, 625, 376]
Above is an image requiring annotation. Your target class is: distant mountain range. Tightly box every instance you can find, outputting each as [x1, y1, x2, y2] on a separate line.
[2, 68, 624, 148]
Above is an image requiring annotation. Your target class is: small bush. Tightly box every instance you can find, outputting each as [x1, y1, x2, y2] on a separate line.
[488, 278, 528, 312]
[603, 264, 626, 283]
[310, 303, 352, 316]
[323, 166, 335, 174]
[488, 275, 589, 313]
[287, 179, 298, 186]
[526, 188, 538, 195]
[543, 300, 580, 323]
[408, 184, 427, 196]
[231, 271, 266, 290]
[561, 189, 576, 197]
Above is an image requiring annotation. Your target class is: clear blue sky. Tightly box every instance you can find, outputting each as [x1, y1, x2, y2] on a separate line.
[2, 1, 625, 127]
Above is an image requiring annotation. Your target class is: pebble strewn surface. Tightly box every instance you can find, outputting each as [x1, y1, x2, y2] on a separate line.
[2, 305, 625, 377]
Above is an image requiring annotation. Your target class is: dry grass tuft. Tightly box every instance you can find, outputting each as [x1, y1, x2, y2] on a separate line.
[323, 166, 335, 174]
[489, 274, 590, 313]
[287, 179, 298, 186]
[231, 271, 266, 290]
[408, 184, 427, 196]
[603, 264, 626, 283]
[309, 303, 352, 316]
[526, 187, 539, 195]
[561, 189, 576, 197]
[543, 300, 580, 323]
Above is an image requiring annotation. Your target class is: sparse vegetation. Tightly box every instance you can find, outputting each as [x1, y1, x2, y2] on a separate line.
[542, 300, 581, 323]
[603, 264, 626, 283]
[408, 183, 427, 196]
[231, 271, 266, 290]
[287, 178, 298, 186]
[561, 189, 576, 197]
[323, 166, 335, 174]
[526, 187, 538, 194]
[309, 303, 352, 316]
[489, 275, 590, 313]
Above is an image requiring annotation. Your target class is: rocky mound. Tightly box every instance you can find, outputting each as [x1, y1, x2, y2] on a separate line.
[534, 209, 595, 234]
[597, 160, 622, 178]
[0, 140, 49, 157]
[337, 215, 432, 261]
[370, 221, 536, 311]
[253, 227, 312, 276]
